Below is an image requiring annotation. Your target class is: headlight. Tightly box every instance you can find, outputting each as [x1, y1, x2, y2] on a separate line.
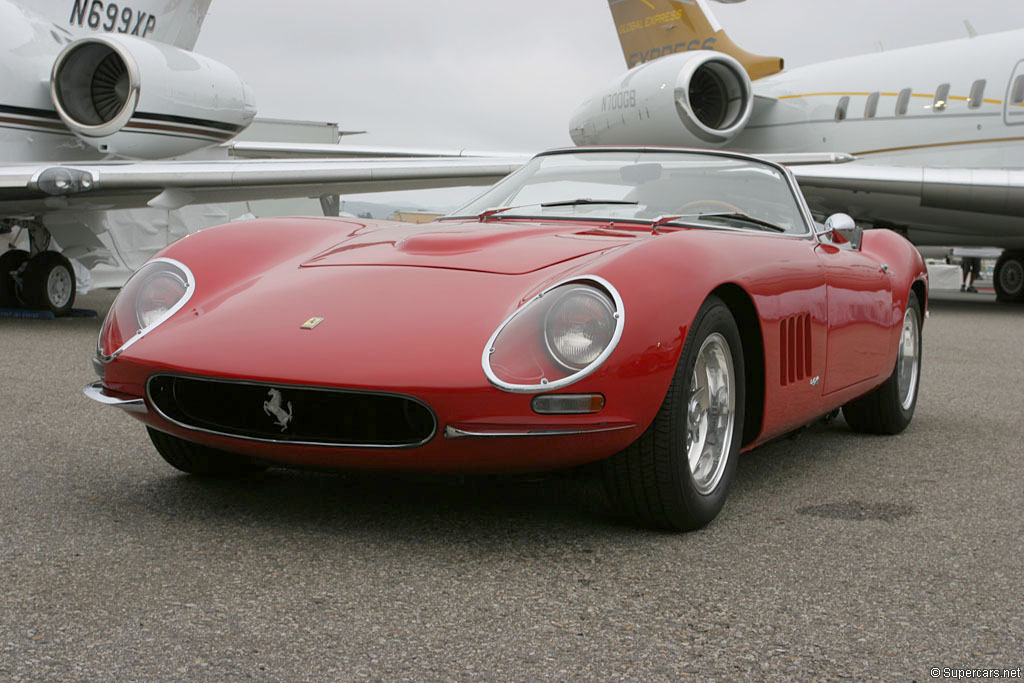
[483, 276, 624, 393]
[135, 270, 188, 329]
[98, 258, 194, 360]
[544, 286, 617, 371]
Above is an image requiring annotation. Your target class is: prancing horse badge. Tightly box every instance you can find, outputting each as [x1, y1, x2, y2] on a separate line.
[300, 317, 325, 330]
[263, 388, 293, 431]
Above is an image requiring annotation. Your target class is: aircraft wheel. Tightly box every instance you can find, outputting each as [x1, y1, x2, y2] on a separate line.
[843, 295, 922, 434]
[18, 252, 76, 315]
[994, 251, 1024, 302]
[0, 249, 29, 307]
[601, 295, 745, 531]
[147, 428, 267, 476]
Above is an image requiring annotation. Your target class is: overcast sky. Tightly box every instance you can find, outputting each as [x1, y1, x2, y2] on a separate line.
[193, 0, 1024, 154]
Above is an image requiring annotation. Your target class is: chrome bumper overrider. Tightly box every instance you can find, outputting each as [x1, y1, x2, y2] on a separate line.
[83, 381, 148, 414]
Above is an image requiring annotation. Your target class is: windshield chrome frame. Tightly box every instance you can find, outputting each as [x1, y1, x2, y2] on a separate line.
[442, 146, 816, 238]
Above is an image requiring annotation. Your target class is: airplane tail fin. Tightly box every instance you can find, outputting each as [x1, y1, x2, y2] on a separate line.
[608, 0, 783, 79]
[62, 0, 212, 50]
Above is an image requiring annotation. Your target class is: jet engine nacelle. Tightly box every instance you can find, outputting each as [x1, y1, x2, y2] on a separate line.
[50, 35, 256, 159]
[569, 51, 753, 148]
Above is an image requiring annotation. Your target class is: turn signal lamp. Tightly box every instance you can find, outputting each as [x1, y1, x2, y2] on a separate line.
[531, 394, 606, 415]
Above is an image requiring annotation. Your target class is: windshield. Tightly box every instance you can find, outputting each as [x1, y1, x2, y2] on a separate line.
[445, 150, 810, 235]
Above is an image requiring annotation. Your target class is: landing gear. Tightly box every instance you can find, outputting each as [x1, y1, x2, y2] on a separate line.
[0, 220, 78, 315]
[994, 251, 1024, 303]
[17, 251, 76, 315]
[0, 249, 29, 307]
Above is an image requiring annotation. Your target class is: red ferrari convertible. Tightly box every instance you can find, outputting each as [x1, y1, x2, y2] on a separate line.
[85, 148, 927, 530]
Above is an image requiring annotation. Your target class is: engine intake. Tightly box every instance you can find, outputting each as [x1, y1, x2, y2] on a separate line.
[52, 39, 139, 137]
[676, 56, 751, 143]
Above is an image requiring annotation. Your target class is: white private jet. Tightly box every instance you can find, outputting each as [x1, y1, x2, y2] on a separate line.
[570, 0, 1024, 302]
[0, 0, 521, 313]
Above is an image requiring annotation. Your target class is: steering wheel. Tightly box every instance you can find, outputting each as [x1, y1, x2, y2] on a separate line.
[674, 199, 743, 215]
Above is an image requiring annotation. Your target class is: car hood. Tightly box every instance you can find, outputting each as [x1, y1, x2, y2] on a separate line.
[299, 219, 642, 275]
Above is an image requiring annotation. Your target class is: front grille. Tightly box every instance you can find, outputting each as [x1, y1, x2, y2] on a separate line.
[147, 375, 436, 447]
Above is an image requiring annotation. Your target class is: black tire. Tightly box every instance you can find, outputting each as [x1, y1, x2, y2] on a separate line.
[0, 249, 29, 307]
[601, 295, 745, 531]
[994, 251, 1024, 302]
[843, 295, 922, 434]
[18, 252, 76, 315]
[147, 427, 266, 476]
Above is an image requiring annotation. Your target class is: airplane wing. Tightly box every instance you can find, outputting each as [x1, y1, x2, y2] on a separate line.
[0, 156, 526, 219]
[223, 142, 530, 160]
[791, 163, 1024, 220]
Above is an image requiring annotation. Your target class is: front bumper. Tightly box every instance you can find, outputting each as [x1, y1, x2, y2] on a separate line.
[83, 378, 640, 473]
[83, 381, 148, 414]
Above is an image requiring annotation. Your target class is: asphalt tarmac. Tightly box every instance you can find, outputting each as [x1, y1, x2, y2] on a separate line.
[1, 288, 1021, 681]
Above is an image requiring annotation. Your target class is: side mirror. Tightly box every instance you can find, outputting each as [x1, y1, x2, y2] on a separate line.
[818, 213, 862, 250]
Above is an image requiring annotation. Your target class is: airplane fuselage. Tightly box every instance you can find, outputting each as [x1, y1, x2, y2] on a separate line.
[0, 1, 97, 163]
[738, 29, 1024, 169]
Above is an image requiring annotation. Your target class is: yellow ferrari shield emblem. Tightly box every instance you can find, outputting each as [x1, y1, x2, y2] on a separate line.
[300, 317, 325, 330]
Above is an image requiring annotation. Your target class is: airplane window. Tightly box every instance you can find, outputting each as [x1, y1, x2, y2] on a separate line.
[864, 92, 880, 118]
[933, 83, 950, 111]
[1012, 75, 1024, 105]
[834, 96, 850, 121]
[896, 88, 912, 116]
[969, 79, 986, 108]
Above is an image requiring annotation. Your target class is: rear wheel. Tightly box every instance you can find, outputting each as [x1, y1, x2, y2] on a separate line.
[601, 295, 745, 531]
[147, 428, 266, 476]
[994, 251, 1024, 302]
[0, 249, 29, 307]
[843, 295, 922, 434]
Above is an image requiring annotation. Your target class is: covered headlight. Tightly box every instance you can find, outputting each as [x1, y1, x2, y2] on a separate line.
[483, 276, 624, 393]
[136, 270, 187, 329]
[98, 258, 194, 360]
[544, 286, 617, 371]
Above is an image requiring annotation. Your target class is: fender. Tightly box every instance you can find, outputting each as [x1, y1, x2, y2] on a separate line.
[860, 229, 929, 374]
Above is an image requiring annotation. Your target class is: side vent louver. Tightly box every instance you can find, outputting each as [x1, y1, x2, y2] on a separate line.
[780, 313, 812, 386]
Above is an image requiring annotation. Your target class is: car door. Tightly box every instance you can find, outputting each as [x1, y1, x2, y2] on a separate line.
[815, 238, 894, 394]
[743, 233, 830, 441]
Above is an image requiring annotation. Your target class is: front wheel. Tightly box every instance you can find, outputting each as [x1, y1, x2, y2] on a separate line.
[147, 428, 266, 476]
[601, 295, 745, 531]
[843, 295, 922, 434]
[18, 252, 76, 314]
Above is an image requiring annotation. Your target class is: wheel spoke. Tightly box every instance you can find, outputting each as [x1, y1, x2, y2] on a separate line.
[896, 306, 919, 410]
[684, 333, 735, 495]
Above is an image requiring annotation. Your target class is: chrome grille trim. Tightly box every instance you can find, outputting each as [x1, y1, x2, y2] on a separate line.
[146, 374, 437, 449]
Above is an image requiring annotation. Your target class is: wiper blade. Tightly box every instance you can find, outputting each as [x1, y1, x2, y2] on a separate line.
[477, 204, 534, 221]
[690, 212, 787, 233]
[475, 198, 634, 223]
[477, 199, 638, 222]
[540, 198, 638, 208]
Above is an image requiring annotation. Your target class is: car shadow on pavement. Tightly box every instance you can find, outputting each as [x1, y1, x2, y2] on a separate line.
[125, 463, 632, 539]
[88, 408, 901, 541]
[106, 421, 861, 539]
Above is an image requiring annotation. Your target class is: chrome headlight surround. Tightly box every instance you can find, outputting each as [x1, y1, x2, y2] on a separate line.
[97, 257, 195, 362]
[482, 275, 625, 394]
